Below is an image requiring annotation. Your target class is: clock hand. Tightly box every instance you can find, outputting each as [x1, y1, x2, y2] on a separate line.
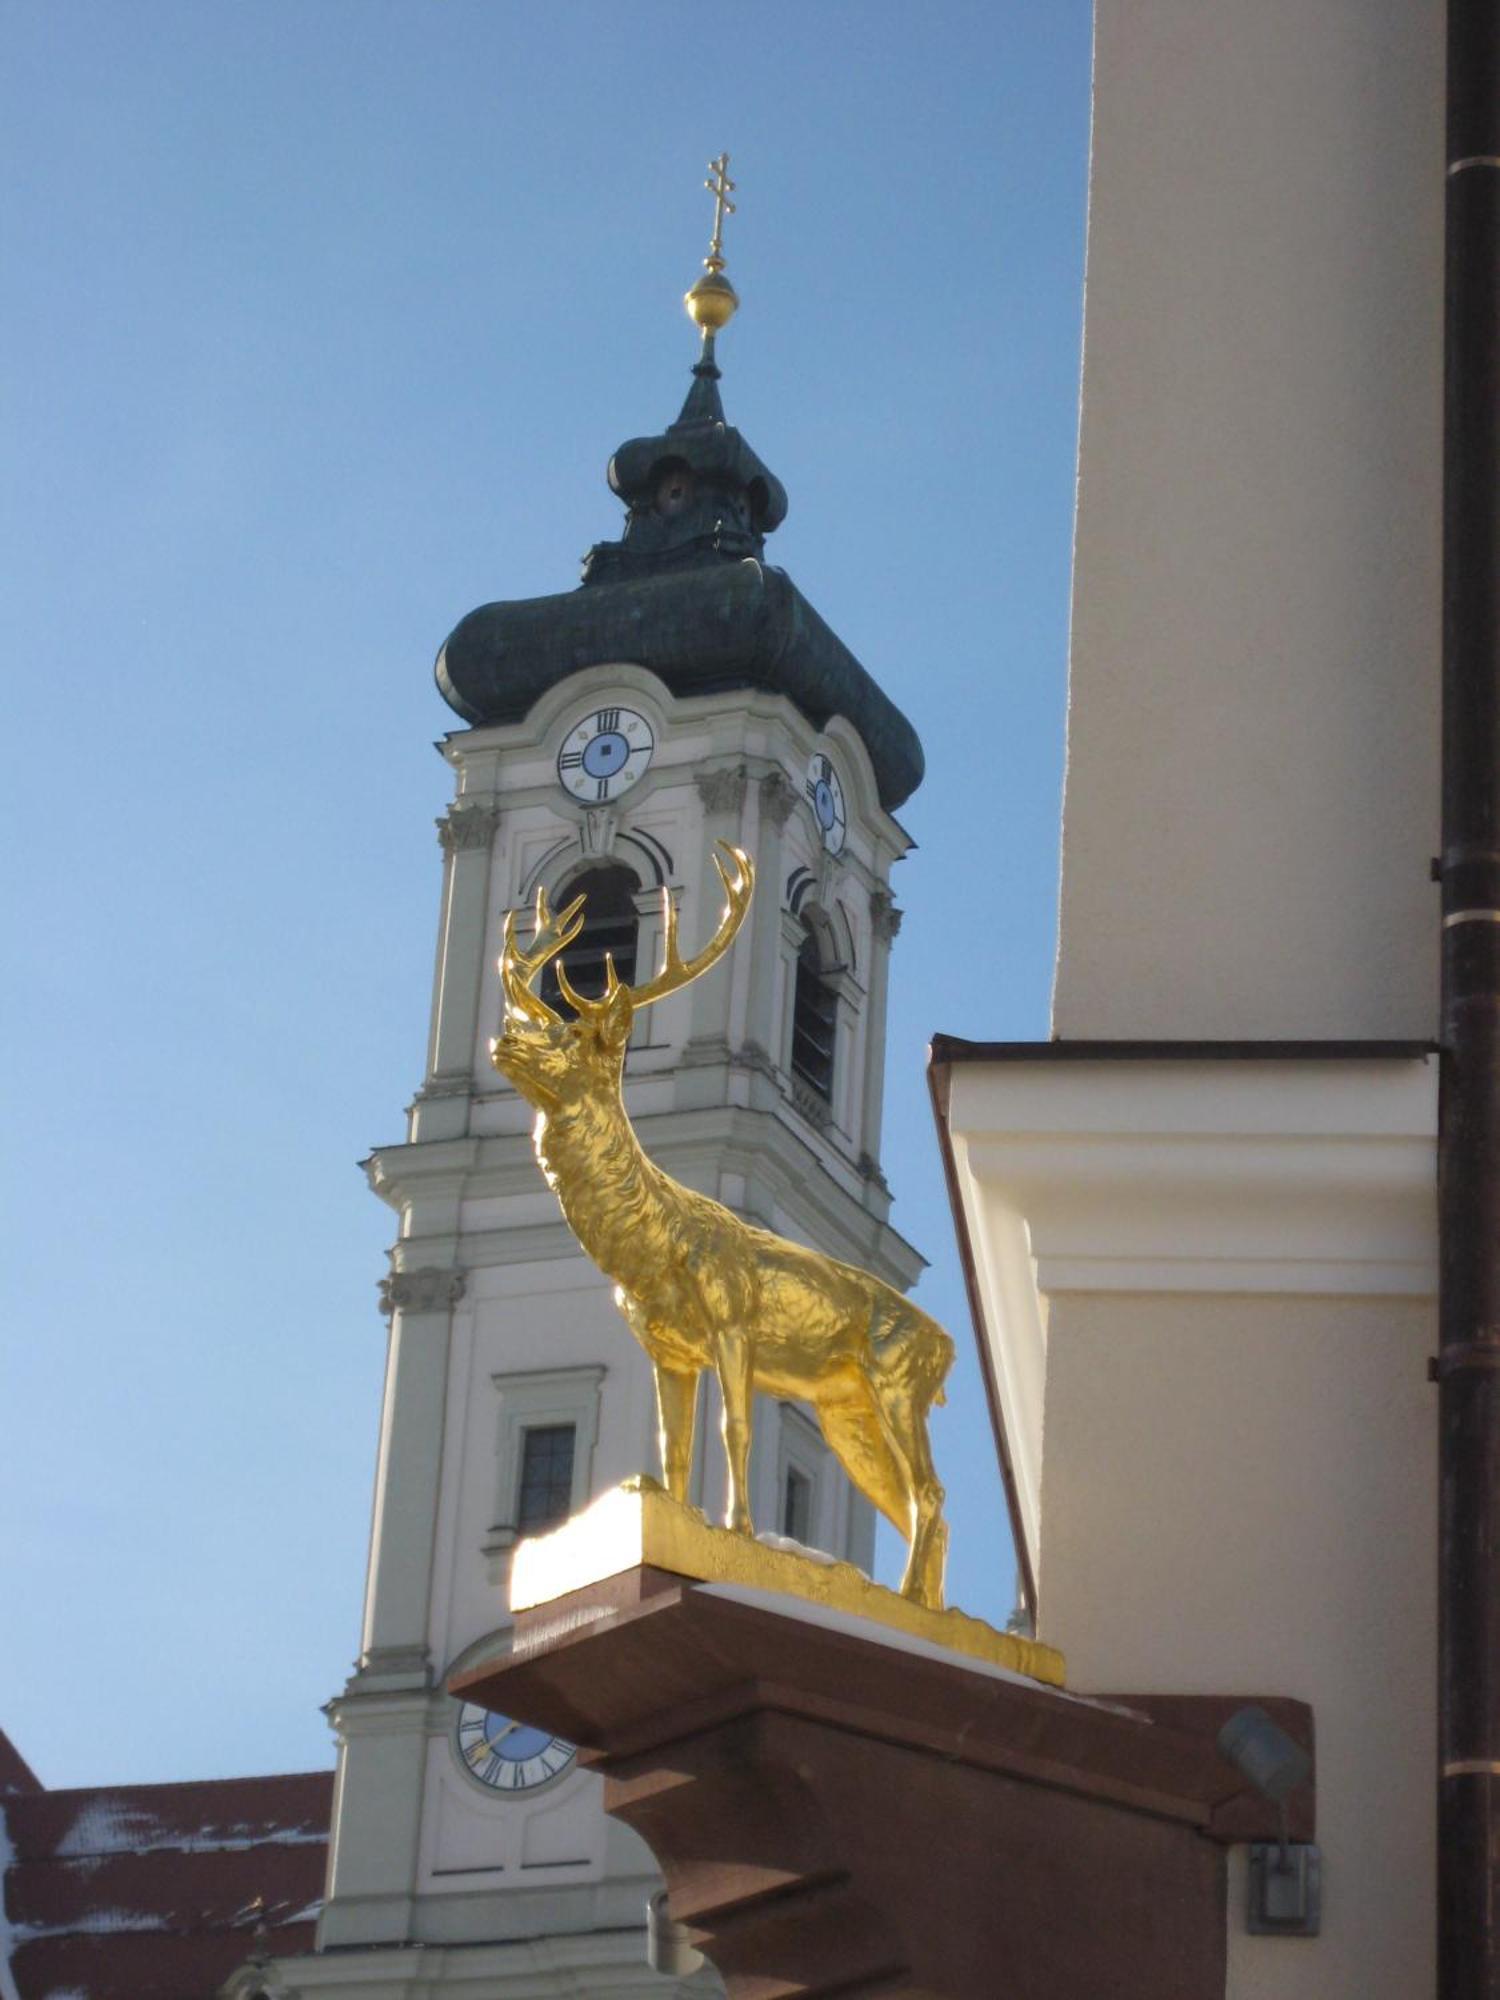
[486, 1718, 524, 1747]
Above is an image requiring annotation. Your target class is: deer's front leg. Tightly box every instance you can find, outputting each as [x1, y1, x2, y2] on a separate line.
[653, 1363, 697, 1506]
[715, 1333, 754, 1535]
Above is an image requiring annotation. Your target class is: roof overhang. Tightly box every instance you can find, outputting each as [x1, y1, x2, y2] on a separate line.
[928, 1038, 1439, 1614]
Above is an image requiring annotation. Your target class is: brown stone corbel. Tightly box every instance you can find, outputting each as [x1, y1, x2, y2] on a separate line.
[452, 1570, 1313, 2000]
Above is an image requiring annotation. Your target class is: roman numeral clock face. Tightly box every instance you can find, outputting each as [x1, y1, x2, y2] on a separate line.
[557, 703, 655, 804]
[455, 1701, 576, 1795]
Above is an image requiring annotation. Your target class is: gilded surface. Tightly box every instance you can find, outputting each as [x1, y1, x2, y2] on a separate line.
[512, 1475, 1065, 1687]
[490, 843, 954, 1609]
[685, 151, 740, 334]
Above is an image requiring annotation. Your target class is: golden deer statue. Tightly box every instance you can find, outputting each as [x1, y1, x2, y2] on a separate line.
[490, 842, 953, 1611]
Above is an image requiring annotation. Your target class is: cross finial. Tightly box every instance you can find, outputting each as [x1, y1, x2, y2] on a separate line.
[704, 152, 736, 271]
[684, 150, 740, 346]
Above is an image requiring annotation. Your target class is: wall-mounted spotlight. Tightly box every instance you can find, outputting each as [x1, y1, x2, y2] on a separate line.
[1217, 1704, 1320, 1937]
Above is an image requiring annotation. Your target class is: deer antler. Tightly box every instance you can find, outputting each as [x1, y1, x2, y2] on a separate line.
[500, 883, 587, 1028]
[556, 842, 754, 1020]
[632, 842, 754, 1007]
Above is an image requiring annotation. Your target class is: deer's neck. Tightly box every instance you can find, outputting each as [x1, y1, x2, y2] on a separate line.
[533, 1091, 667, 1289]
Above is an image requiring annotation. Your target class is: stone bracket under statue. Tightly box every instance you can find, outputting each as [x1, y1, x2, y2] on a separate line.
[452, 1528, 1315, 2000]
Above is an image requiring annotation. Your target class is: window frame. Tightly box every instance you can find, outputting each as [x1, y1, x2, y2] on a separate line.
[482, 1365, 605, 1560]
[774, 1401, 827, 1554]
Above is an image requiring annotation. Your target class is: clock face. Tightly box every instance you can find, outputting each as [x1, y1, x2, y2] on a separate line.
[558, 703, 654, 804]
[455, 1701, 576, 1795]
[804, 752, 847, 855]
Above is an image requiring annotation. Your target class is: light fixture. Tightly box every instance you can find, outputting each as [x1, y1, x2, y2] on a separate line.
[1216, 1705, 1321, 1936]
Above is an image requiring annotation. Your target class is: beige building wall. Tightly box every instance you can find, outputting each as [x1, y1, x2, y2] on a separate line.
[1053, 0, 1445, 1040]
[1038, 1291, 1434, 1998]
[1008, 4, 1449, 1990]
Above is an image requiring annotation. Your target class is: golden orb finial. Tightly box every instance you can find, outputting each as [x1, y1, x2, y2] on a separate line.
[685, 152, 740, 337]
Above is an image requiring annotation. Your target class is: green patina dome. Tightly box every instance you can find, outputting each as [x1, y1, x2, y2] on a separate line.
[435, 347, 924, 813]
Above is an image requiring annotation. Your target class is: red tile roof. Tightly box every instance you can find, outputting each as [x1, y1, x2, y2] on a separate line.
[2, 1747, 331, 2000]
[0, 1733, 41, 1801]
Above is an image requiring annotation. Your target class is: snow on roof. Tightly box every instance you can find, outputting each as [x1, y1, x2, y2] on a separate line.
[2, 1762, 331, 2000]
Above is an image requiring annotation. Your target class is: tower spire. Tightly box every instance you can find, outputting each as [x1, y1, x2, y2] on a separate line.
[683, 151, 740, 382]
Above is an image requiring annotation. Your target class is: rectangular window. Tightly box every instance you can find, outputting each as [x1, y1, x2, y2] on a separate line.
[517, 1424, 577, 1533]
[782, 1463, 814, 1545]
[484, 1365, 603, 1567]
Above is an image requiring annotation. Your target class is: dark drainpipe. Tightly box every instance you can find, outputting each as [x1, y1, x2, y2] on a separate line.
[1439, 1, 1500, 1993]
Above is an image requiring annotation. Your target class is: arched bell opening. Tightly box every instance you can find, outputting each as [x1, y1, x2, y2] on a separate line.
[539, 861, 642, 1017]
[790, 912, 840, 1103]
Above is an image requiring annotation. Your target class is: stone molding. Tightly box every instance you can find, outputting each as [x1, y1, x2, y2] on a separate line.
[343, 1643, 433, 1697]
[942, 1052, 1439, 1582]
[414, 1072, 472, 1101]
[869, 887, 903, 941]
[790, 1075, 834, 1133]
[733, 1037, 779, 1083]
[695, 764, 749, 816]
[758, 768, 799, 829]
[271, 1920, 679, 1995]
[815, 849, 840, 910]
[579, 805, 618, 857]
[680, 1034, 781, 1083]
[378, 1266, 467, 1316]
[436, 801, 502, 854]
[678, 1033, 732, 1071]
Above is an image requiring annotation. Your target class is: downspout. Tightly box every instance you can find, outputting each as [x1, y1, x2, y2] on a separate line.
[1438, 3, 1500, 1994]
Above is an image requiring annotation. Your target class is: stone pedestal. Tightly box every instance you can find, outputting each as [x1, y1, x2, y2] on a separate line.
[452, 1569, 1313, 2000]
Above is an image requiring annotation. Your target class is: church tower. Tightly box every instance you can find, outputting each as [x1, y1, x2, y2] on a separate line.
[287, 173, 925, 1995]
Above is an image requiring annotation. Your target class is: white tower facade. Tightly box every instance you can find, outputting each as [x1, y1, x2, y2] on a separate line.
[274, 329, 926, 1997]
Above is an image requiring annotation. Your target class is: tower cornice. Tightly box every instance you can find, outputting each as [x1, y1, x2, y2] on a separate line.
[436, 560, 923, 811]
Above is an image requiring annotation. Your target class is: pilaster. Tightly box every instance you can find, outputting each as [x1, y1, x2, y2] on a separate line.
[358, 1271, 465, 1662]
[318, 1685, 433, 1950]
[860, 886, 901, 1183]
[415, 798, 502, 1142]
[743, 769, 798, 1110]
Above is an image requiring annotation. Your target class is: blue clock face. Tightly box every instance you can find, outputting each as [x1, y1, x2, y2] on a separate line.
[558, 703, 654, 804]
[804, 752, 847, 854]
[582, 730, 630, 779]
[455, 1701, 576, 1794]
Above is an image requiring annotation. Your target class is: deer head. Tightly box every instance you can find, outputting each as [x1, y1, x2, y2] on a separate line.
[491, 842, 754, 1112]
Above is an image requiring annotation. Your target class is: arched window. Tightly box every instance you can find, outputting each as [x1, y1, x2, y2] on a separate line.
[790, 920, 838, 1101]
[539, 863, 640, 1016]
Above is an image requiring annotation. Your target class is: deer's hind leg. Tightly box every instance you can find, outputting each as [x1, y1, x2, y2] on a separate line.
[823, 1377, 946, 1610]
[878, 1382, 948, 1612]
[817, 1389, 916, 1544]
[858, 1303, 951, 1611]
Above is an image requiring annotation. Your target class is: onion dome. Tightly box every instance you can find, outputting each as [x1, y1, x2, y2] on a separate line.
[434, 156, 924, 812]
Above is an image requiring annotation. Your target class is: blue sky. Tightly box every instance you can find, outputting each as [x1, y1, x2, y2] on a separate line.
[1, 1, 1091, 1785]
